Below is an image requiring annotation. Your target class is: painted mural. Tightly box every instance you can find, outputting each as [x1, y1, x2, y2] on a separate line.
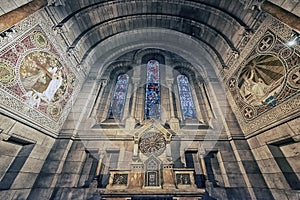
[0, 25, 76, 131]
[228, 29, 300, 127]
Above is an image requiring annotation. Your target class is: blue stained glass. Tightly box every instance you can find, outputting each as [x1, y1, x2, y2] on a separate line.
[146, 60, 160, 83]
[109, 74, 129, 120]
[145, 60, 160, 119]
[177, 75, 196, 120]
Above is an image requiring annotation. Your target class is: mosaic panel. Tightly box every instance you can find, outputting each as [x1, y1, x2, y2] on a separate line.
[228, 30, 300, 132]
[0, 25, 76, 131]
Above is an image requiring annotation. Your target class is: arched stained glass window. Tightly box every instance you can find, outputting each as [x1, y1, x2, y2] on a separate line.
[145, 60, 160, 119]
[177, 75, 196, 120]
[108, 74, 129, 120]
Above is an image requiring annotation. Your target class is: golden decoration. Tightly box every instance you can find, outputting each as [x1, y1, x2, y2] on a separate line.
[0, 62, 14, 83]
[34, 31, 47, 48]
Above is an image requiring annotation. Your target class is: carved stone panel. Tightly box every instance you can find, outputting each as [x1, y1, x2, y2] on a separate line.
[139, 132, 166, 157]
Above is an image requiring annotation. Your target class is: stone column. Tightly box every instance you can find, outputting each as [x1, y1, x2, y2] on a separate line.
[132, 136, 139, 161]
[166, 142, 172, 161]
[199, 153, 207, 177]
[95, 154, 104, 180]
[198, 82, 214, 126]
[166, 79, 179, 132]
[89, 79, 107, 126]
[126, 78, 139, 130]
[190, 84, 204, 123]
[0, 0, 48, 33]
[162, 165, 176, 189]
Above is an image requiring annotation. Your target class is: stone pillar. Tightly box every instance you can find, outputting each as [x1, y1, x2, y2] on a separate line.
[166, 80, 179, 131]
[162, 167, 176, 189]
[0, 0, 48, 33]
[166, 143, 172, 161]
[198, 82, 214, 124]
[89, 79, 107, 124]
[132, 136, 139, 161]
[261, 1, 300, 32]
[126, 78, 139, 130]
[199, 153, 207, 177]
[95, 154, 104, 180]
[190, 84, 204, 123]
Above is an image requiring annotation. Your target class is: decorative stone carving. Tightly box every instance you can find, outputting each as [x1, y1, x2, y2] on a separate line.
[176, 174, 191, 185]
[139, 132, 166, 157]
[112, 174, 128, 185]
[288, 67, 300, 89]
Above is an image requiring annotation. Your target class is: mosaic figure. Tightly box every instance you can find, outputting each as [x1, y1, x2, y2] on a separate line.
[238, 55, 285, 106]
[20, 51, 66, 108]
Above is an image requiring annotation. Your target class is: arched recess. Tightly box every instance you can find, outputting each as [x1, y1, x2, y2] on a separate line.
[65, 29, 223, 132]
[173, 64, 210, 125]
[92, 62, 133, 124]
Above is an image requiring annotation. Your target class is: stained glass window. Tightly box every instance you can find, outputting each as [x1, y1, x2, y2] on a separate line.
[145, 60, 160, 119]
[108, 74, 129, 120]
[177, 75, 196, 120]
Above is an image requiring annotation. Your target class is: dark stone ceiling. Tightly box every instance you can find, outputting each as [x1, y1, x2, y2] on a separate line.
[47, 0, 263, 68]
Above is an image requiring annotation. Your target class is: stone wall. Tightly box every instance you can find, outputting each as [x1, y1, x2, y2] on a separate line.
[0, 114, 55, 200]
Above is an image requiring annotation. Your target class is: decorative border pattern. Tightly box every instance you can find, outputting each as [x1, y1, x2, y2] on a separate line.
[226, 16, 300, 135]
[0, 20, 79, 133]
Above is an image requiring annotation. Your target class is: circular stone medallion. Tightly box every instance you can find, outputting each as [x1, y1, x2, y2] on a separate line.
[139, 132, 166, 157]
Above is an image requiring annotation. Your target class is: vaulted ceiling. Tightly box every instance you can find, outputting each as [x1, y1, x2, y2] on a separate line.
[44, 0, 264, 70]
